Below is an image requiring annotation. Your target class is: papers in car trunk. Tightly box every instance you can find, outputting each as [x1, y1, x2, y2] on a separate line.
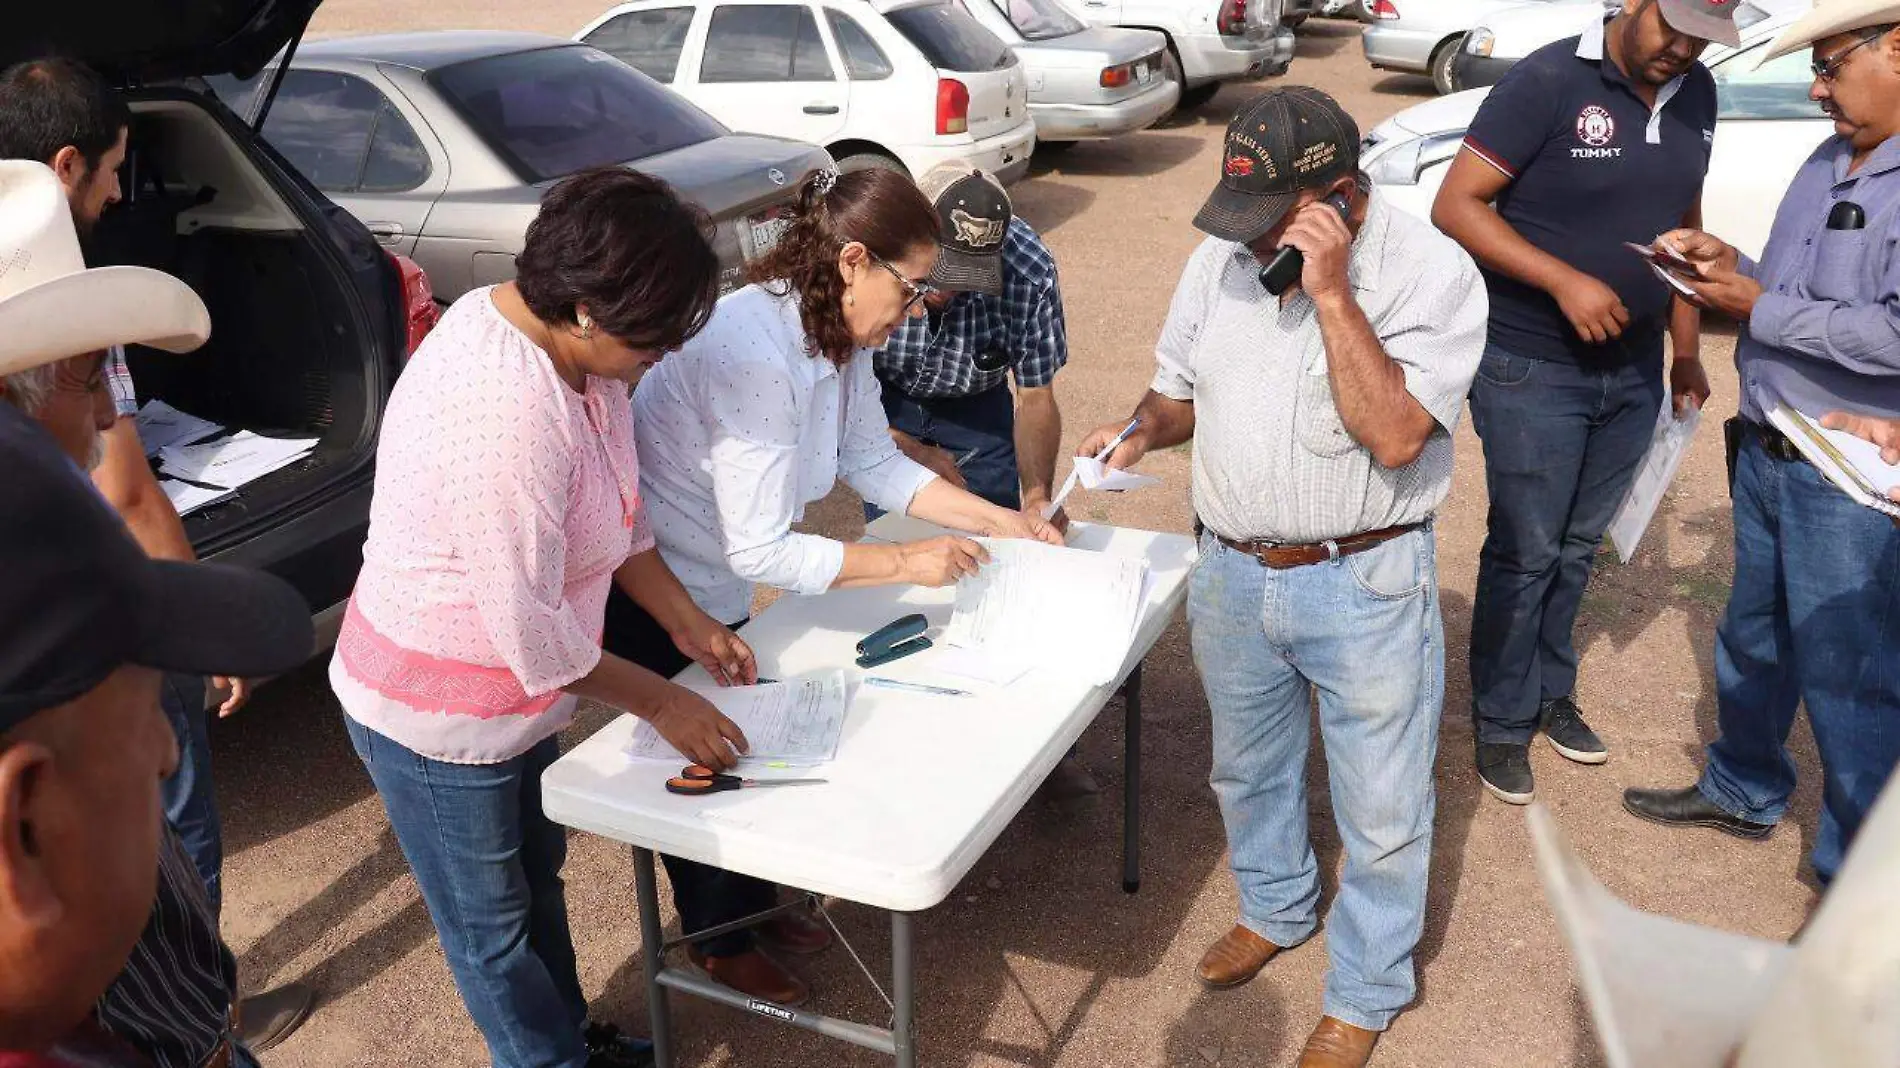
[135, 401, 318, 517]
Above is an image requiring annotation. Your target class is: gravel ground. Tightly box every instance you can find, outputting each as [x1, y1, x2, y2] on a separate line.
[214, 13, 1824, 1067]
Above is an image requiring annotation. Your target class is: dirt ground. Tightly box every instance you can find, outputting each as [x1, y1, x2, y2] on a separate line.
[213, 11, 1827, 1068]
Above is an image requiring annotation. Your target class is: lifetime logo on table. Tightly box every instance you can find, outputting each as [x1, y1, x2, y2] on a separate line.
[747, 999, 797, 1022]
[1572, 105, 1622, 160]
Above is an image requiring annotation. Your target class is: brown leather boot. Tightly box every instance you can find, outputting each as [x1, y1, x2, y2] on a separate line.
[687, 947, 809, 1007]
[1296, 1016, 1379, 1068]
[1196, 925, 1283, 989]
[759, 908, 835, 955]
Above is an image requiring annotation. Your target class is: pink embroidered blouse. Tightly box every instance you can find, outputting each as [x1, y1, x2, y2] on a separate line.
[329, 288, 653, 764]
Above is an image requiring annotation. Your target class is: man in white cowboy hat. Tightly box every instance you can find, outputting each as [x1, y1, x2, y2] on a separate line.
[1624, 0, 1900, 886]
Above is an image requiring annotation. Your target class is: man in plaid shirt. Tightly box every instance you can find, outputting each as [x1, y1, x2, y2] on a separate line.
[872, 165, 1069, 528]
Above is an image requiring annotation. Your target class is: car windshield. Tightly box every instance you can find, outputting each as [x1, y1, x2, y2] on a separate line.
[887, 2, 1014, 72]
[430, 45, 728, 183]
[994, 0, 1085, 41]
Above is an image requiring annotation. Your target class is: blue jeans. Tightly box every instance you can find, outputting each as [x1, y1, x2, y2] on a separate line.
[865, 383, 1019, 522]
[159, 673, 223, 914]
[1697, 434, 1900, 884]
[1468, 345, 1664, 744]
[345, 718, 591, 1068]
[1189, 528, 1443, 1031]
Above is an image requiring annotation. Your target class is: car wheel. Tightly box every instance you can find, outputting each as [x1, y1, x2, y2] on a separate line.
[1431, 35, 1463, 95]
[1178, 82, 1221, 111]
[1038, 140, 1078, 153]
[836, 152, 908, 177]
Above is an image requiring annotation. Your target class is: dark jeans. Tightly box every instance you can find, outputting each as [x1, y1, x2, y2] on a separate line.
[1697, 433, 1900, 884]
[865, 382, 1019, 522]
[603, 587, 776, 958]
[1468, 343, 1664, 745]
[346, 717, 590, 1068]
[159, 673, 223, 915]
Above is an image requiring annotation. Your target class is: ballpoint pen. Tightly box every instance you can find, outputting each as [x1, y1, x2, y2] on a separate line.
[863, 676, 972, 698]
[1095, 415, 1142, 462]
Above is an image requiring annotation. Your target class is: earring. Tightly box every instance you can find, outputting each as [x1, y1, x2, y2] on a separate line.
[845, 290, 855, 308]
[578, 315, 595, 339]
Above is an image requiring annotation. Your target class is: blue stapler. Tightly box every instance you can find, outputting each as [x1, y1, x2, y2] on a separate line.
[856, 613, 931, 668]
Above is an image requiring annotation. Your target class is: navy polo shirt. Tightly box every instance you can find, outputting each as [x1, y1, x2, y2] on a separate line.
[1462, 17, 1716, 364]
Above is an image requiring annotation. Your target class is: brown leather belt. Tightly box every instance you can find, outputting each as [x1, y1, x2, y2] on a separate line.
[1744, 418, 1808, 464]
[1217, 522, 1424, 570]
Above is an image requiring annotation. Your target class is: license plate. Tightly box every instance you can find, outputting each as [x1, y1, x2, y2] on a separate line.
[1136, 61, 1154, 85]
[746, 207, 792, 258]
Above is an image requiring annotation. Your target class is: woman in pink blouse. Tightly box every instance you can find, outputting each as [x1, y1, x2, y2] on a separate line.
[329, 169, 750, 1068]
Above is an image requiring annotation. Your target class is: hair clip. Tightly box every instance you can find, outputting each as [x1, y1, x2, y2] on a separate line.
[811, 167, 841, 198]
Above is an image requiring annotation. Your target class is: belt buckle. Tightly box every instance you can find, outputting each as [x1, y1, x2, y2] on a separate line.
[1322, 538, 1340, 562]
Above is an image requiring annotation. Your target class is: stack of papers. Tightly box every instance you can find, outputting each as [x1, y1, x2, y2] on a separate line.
[1768, 404, 1900, 518]
[1607, 402, 1701, 563]
[942, 539, 1148, 686]
[134, 400, 224, 456]
[624, 671, 849, 767]
[156, 430, 319, 517]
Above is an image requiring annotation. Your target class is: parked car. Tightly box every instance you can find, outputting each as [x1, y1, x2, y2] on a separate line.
[1068, 0, 1293, 111]
[7, 0, 430, 644]
[1361, 0, 1551, 95]
[1455, 0, 1790, 90]
[578, 0, 1037, 182]
[1363, 5, 1819, 260]
[207, 33, 829, 302]
[1318, 0, 1367, 19]
[956, 0, 1179, 144]
[1283, 0, 1319, 28]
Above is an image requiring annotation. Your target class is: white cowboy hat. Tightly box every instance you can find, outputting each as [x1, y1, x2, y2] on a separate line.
[1760, 0, 1900, 62]
[1529, 776, 1900, 1068]
[0, 159, 210, 378]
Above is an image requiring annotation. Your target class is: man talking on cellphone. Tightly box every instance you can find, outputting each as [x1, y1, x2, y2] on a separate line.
[1079, 87, 1485, 1068]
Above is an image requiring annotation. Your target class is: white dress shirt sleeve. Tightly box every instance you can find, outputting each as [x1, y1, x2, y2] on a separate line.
[1151, 239, 1222, 402]
[1385, 250, 1489, 433]
[839, 353, 937, 514]
[703, 349, 848, 596]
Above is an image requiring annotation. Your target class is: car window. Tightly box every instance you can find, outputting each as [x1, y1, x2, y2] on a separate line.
[259, 71, 384, 193]
[203, 71, 267, 123]
[991, 0, 1083, 41]
[827, 10, 895, 79]
[885, 1, 1013, 72]
[700, 5, 837, 83]
[1713, 42, 1818, 121]
[432, 45, 729, 183]
[360, 103, 433, 192]
[583, 8, 697, 82]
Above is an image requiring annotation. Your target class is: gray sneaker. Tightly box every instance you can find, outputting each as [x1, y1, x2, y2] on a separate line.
[1540, 697, 1608, 765]
[1476, 742, 1534, 805]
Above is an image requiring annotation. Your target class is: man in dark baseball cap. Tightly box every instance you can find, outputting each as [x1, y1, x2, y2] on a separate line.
[0, 402, 311, 1062]
[1193, 85, 1360, 247]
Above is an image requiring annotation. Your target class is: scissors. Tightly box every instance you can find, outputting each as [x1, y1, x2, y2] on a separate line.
[665, 764, 828, 796]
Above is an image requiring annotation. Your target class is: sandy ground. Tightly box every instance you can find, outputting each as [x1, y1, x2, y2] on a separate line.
[213, 12, 1826, 1068]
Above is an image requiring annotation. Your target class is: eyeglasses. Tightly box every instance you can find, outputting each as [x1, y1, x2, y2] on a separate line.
[1813, 30, 1885, 82]
[870, 253, 939, 313]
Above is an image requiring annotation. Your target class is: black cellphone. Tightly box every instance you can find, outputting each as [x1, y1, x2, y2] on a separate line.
[1828, 200, 1866, 231]
[1259, 191, 1353, 296]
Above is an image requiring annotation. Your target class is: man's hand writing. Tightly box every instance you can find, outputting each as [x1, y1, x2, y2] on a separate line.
[1656, 228, 1739, 276]
[1077, 420, 1149, 470]
[1680, 268, 1763, 321]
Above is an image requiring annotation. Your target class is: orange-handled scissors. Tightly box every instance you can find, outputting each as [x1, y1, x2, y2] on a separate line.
[665, 764, 828, 796]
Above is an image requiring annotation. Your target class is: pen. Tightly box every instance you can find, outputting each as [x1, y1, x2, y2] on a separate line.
[1095, 416, 1142, 462]
[863, 676, 972, 698]
[953, 448, 979, 469]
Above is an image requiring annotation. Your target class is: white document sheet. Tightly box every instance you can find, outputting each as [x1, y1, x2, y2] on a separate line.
[159, 431, 318, 489]
[1769, 403, 1900, 518]
[134, 400, 225, 456]
[942, 540, 1147, 686]
[1044, 456, 1161, 517]
[624, 671, 849, 767]
[1607, 402, 1701, 563]
[159, 478, 234, 517]
[924, 644, 1035, 688]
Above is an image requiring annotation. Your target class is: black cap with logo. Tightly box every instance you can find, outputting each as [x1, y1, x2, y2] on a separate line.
[921, 165, 1012, 297]
[0, 403, 314, 732]
[1194, 86, 1361, 245]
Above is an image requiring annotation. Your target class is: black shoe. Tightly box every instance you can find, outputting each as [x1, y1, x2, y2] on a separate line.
[1476, 742, 1534, 805]
[1622, 785, 1774, 840]
[1540, 697, 1608, 765]
[584, 1022, 654, 1068]
[236, 983, 314, 1053]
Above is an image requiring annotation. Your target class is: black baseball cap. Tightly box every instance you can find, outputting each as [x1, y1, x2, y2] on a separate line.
[0, 404, 314, 732]
[1194, 87, 1361, 245]
[922, 165, 1012, 296]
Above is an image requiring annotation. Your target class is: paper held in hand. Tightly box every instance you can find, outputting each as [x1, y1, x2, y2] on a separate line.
[942, 539, 1148, 686]
[1043, 456, 1160, 518]
[624, 671, 849, 767]
[1606, 402, 1701, 563]
[1767, 404, 1900, 519]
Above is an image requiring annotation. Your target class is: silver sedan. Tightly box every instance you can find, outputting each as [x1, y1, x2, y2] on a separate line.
[1361, 0, 1560, 94]
[210, 32, 832, 301]
[960, 0, 1180, 143]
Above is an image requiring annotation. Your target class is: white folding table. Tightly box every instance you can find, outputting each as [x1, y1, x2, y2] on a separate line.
[541, 517, 1197, 1067]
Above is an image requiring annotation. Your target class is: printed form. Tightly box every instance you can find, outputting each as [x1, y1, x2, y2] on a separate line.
[624, 670, 849, 767]
[943, 540, 1148, 686]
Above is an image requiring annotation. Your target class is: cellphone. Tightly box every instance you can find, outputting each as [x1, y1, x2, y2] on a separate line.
[1259, 191, 1353, 296]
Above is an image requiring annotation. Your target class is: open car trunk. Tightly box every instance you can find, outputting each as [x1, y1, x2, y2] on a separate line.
[93, 90, 400, 598]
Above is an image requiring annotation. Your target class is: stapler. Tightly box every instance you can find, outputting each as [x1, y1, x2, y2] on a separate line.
[855, 613, 931, 668]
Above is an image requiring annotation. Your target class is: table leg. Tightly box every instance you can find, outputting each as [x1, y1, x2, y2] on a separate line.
[1123, 661, 1143, 894]
[633, 848, 674, 1068]
[892, 911, 915, 1068]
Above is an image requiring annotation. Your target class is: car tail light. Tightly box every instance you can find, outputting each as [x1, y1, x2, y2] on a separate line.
[1217, 0, 1248, 36]
[1100, 63, 1133, 88]
[1370, 0, 1399, 18]
[936, 78, 969, 135]
[388, 252, 438, 360]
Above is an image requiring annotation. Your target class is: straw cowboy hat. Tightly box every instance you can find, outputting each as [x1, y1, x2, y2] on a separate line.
[1762, 0, 1900, 62]
[0, 159, 210, 378]
[1528, 778, 1900, 1068]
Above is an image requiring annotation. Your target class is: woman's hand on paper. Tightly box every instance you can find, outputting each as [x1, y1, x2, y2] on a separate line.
[647, 686, 750, 770]
[979, 505, 1064, 546]
[898, 536, 989, 586]
[670, 611, 759, 687]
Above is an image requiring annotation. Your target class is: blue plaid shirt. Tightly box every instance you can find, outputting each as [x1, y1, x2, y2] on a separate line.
[874, 217, 1067, 399]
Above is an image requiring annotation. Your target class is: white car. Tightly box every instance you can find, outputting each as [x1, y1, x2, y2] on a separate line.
[1069, 0, 1294, 111]
[578, 0, 1038, 182]
[1455, 0, 1791, 89]
[1363, 6, 1823, 260]
[1361, 0, 1557, 95]
[957, 0, 1180, 143]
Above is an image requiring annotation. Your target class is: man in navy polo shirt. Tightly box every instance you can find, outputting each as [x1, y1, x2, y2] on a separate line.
[1433, 0, 1736, 806]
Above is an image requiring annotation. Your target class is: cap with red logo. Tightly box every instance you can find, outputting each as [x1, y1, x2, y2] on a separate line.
[1193, 86, 1360, 246]
[1657, 0, 1741, 47]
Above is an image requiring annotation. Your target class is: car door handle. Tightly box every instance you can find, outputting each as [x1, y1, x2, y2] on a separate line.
[803, 104, 841, 115]
[364, 221, 405, 244]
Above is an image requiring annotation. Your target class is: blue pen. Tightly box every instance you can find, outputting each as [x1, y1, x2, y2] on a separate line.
[863, 676, 972, 698]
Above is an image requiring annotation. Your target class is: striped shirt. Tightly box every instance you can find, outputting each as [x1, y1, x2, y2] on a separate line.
[95, 825, 235, 1068]
[873, 218, 1066, 399]
[1150, 191, 1487, 543]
